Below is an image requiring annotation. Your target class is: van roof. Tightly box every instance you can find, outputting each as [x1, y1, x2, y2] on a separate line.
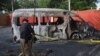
[13, 8, 68, 17]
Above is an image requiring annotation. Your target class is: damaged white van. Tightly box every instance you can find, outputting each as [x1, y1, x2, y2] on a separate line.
[11, 8, 69, 42]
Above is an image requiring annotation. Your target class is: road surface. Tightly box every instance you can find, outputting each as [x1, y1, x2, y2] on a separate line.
[0, 27, 100, 56]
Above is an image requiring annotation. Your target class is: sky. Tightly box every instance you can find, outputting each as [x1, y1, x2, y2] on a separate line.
[96, 0, 100, 7]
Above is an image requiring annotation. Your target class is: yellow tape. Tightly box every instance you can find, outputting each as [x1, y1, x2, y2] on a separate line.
[78, 39, 100, 43]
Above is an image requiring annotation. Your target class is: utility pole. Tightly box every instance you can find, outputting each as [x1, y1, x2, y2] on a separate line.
[67, 0, 71, 39]
[34, 0, 36, 15]
[11, 0, 14, 12]
[68, 0, 71, 11]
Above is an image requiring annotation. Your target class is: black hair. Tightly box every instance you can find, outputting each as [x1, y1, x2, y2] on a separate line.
[22, 19, 28, 22]
[63, 12, 67, 15]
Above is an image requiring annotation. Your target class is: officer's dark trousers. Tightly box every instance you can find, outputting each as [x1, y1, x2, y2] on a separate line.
[20, 38, 32, 56]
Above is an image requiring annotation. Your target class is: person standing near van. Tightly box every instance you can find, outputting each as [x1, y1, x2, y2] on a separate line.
[19, 18, 35, 56]
[63, 12, 70, 39]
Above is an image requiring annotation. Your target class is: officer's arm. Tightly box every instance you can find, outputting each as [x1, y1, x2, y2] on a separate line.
[28, 24, 35, 35]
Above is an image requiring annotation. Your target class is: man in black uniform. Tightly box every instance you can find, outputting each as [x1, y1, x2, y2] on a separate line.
[19, 18, 35, 56]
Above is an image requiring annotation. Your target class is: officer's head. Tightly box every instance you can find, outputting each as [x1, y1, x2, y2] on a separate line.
[63, 12, 67, 15]
[22, 18, 28, 23]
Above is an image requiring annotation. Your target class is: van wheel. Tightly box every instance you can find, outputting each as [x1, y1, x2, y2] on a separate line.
[12, 28, 14, 34]
[13, 36, 17, 42]
[70, 32, 81, 40]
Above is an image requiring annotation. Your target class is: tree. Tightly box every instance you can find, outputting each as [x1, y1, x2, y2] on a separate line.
[70, 0, 97, 10]
[18, 0, 38, 8]
[47, 0, 97, 10]
[13, 0, 20, 10]
[38, 0, 51, 8]
[0, 0, 19, 11]
[18, 0, 35, 8]
[47, 0, 63, 8]
[0, 0, 11, 11]
[59, 1, 69, 9]
[60, 0, 97, 10]
[0, 0, 98, 11]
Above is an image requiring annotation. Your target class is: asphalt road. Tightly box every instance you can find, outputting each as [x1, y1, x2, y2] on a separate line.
[0, 27, 100, 56]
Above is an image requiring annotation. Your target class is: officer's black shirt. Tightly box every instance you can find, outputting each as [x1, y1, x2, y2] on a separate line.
[20, 23, 34, 40]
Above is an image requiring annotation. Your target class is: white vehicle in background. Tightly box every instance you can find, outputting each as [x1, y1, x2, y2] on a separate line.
[11, 8, 69, 42]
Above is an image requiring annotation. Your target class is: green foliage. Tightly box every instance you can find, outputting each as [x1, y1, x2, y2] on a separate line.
[38, 0, 51, 8]
[47, 0, 63, 8]
[0, 0, 11, 11]
[0, 0, 19, 11]
[0, 0, 98, 11]
[14, 0, 20, 10]
[59, 1, 69, 9]
[18, 0, 35, 8]
[38, 0, 97, 10]
[70, 0, 96, 10]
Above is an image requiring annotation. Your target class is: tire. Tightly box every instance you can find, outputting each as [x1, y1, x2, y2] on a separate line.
[12, 28, 14, 34]
[70, 32, 81, 40]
